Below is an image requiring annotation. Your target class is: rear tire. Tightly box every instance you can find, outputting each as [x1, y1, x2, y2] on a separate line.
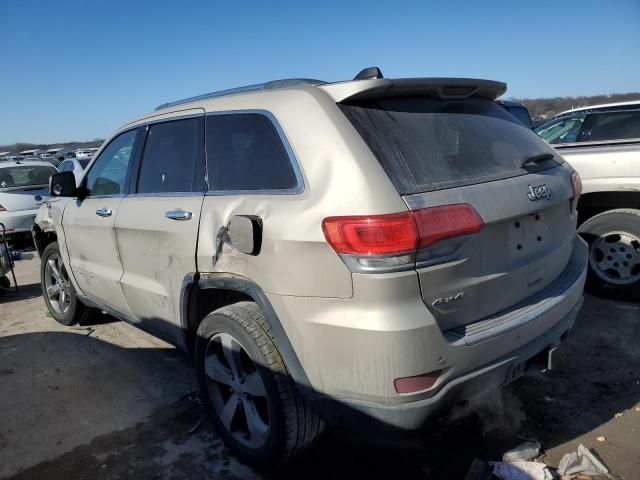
[578, 209, 640, 300]
[41, 242, 92, 326]
[195, 301, 323, 468]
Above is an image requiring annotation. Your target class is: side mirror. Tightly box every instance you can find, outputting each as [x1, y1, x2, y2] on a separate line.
[227, 215, 262, 255]
[50, 171, 79, 197]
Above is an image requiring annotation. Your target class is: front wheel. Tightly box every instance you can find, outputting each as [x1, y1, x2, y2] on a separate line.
[41, 242, 91, 326]
[195, 301, 323, 468]
[579, 208, 640, 300]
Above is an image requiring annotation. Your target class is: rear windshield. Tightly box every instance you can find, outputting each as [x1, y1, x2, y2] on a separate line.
[0, 165, 57, 189]
[340, 97, 559, 194]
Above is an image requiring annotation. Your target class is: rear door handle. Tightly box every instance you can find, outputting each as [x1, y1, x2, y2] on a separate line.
[165, 210, 193, 221]
[96, 208, 112, 217]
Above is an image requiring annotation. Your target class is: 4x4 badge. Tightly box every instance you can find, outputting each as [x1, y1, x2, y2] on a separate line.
[527, 184, 551, 201]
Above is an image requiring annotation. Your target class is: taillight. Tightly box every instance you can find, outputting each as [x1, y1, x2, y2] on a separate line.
[571, 171, 582, 199]
[322, 204, 483, 272]
[414, 204, 484, 249]
[0, 204, 6, 212]
[322, 211, 417, 255]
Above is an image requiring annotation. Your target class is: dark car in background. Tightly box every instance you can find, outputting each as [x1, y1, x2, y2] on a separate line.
[497, 99, 533, 129]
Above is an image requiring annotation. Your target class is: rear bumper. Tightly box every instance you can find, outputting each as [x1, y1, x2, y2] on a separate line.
[311, 295, 582, 431]
[268, 236, 588, 429]
[0, 209, 39, 235]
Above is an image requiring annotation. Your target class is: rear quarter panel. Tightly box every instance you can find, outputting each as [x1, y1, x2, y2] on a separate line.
[195, 88, 408, 299]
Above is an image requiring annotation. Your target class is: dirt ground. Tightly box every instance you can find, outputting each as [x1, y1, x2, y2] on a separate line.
[1, 256, 639, 479]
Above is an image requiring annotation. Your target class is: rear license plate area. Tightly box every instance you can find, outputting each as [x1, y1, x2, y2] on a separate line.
[508, 211, 549, 256]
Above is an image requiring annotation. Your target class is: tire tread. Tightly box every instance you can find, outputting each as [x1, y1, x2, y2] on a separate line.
[208, 301, 323, 465]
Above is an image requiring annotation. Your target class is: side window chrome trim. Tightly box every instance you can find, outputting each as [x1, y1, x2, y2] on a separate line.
[142, 112, 205, 128]
[126, 192, 204, 198]
[204, 109, 305, 196]
[80, 194, 126, 200]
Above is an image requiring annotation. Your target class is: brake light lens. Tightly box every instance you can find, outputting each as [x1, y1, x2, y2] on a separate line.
[322, 204, 484, 263]
[322, 211, 417, 255]
[414, 204, 484, 249]
[571, 171, 582, 199]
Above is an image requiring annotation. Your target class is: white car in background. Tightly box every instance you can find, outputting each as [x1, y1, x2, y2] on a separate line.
[536, 100, 640, 298]
[57, 158, 90, 186]
[75, 150, 93, 160]
[0, 160, 57, 240]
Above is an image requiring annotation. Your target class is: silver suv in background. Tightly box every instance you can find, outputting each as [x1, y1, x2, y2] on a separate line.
[34, 68, 587, 467]
[536, 101, 640, 298]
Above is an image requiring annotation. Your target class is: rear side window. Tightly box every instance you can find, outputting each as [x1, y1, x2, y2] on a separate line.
[579, 111, 640, 142]
[340, 97, 559, 194]
[206, 113, 298, 192]
[137, 117, 205, 194]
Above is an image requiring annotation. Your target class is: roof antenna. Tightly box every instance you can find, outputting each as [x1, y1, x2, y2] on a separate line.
[353, 66, 384, 80]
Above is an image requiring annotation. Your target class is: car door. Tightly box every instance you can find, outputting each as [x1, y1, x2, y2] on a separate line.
[115, 113, 205, 345]
[62, 127, 141, 316]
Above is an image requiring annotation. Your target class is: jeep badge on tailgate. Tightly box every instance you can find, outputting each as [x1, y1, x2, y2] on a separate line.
[527, 184, 551, 201]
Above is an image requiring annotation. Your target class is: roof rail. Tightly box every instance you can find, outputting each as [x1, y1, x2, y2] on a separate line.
[155, 78, 327, 111]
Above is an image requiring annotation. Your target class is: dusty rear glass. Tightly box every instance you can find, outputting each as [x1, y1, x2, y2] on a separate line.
[340, 96, 559, 194]
[0, 164, 57, 189]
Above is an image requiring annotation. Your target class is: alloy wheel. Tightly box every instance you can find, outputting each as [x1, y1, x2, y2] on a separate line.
[204, 332, 270, 449]
[44, 253, 72, 315]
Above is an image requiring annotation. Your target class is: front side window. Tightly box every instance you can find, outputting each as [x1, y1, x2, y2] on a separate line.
[84, 129, 138, 196]
[579, 111, 640, 142]
[206, 113, 298, 191]
[136, 117, 204, 194]
[535, 114, 586, 144]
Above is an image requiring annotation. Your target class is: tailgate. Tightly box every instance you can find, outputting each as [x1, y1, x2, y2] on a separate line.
[405, 165, 577, 330]
[338, 91, 579, 331]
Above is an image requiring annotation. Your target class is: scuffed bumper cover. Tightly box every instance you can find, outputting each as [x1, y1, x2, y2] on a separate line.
[311, 296, 582, 431]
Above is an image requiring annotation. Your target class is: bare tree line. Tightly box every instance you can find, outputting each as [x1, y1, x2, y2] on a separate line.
[2, 91, 639, 151]
[0, 139, 104, 154]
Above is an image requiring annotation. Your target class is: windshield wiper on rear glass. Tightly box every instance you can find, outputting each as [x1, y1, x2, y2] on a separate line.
[518, 152, 556, 169]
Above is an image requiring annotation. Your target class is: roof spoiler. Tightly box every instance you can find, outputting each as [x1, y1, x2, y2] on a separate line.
[320, 77, 507, 103]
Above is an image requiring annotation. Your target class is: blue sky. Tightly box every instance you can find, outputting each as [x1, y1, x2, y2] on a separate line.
[1, 0, 639, 144]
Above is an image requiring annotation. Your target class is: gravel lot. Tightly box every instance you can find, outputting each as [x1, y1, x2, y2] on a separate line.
[1, 256, 639, 479]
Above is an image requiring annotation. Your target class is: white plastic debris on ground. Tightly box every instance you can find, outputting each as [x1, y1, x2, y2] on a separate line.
[502, 441, 542, 462]
[465, 440, 612, 480]
[557, 443, 609, 477]
[490, 460, 554, 480]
